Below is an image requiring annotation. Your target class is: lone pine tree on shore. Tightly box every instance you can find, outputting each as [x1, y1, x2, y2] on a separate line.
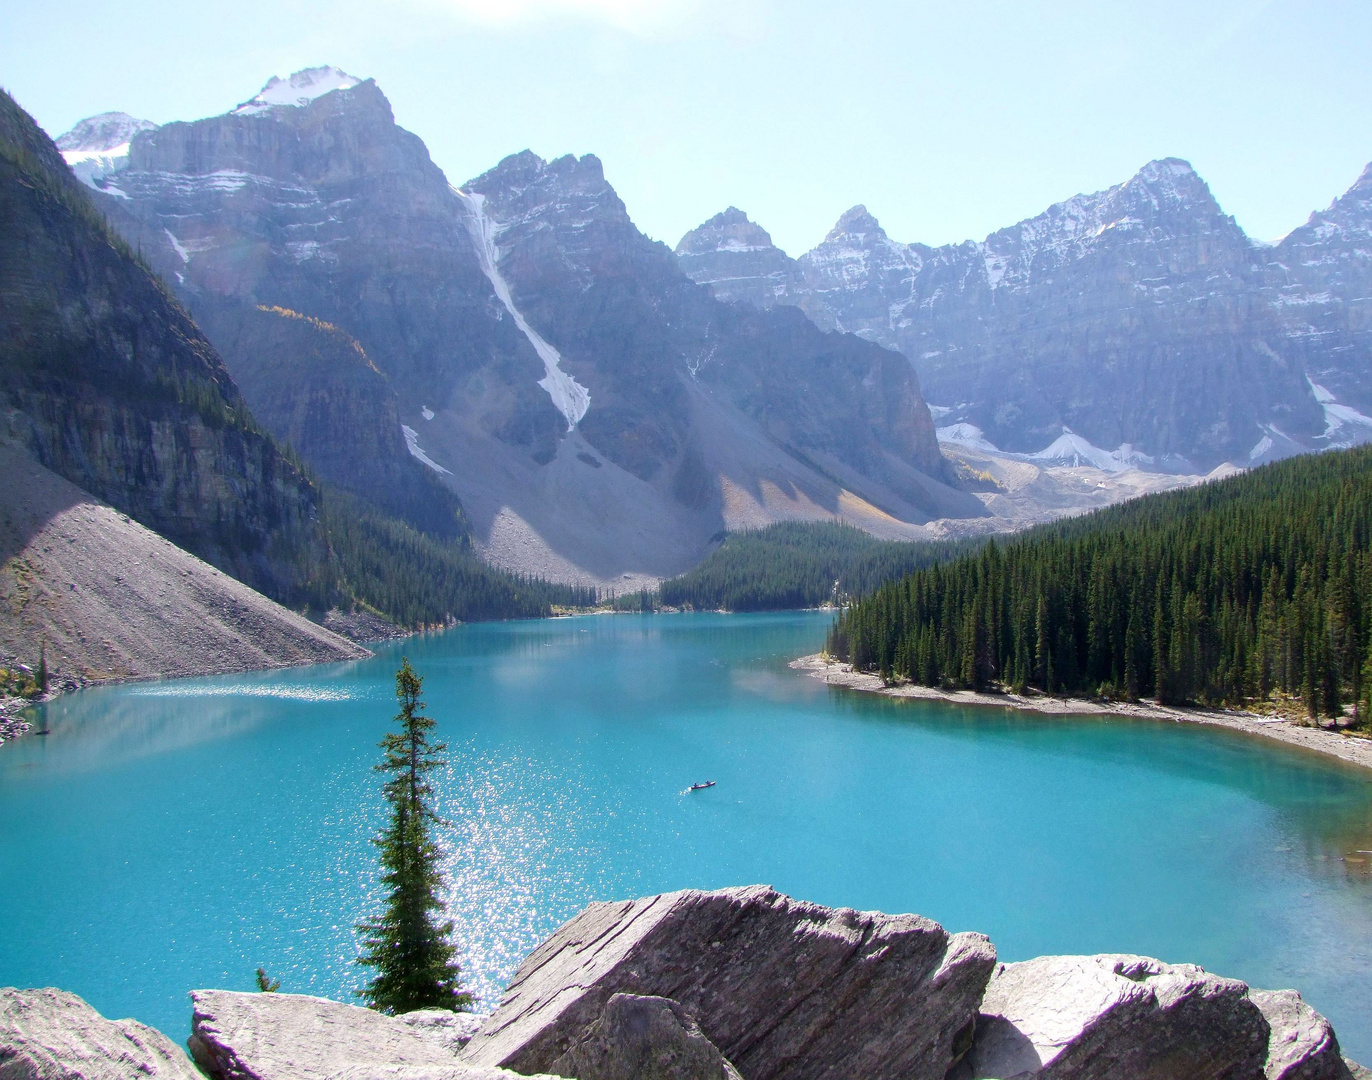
[356, 658, 471, 1013]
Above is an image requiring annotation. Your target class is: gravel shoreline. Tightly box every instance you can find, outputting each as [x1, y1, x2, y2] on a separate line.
[791, 653, 1372, 773]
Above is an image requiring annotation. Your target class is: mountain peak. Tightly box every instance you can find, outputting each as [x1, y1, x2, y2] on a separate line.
[56, 111, 158, 188]
[1351, 160, 1372, 193]
[826, 204, 887, 242]
[675, 207, 779, 256]
[232, 66, 362, 115]
[1126, 157, 1217, 208]
[55, 112, 156, 152]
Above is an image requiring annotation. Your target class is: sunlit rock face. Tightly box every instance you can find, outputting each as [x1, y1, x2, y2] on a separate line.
[680, 159, 1372, 472]
[65, 70, 966, 584]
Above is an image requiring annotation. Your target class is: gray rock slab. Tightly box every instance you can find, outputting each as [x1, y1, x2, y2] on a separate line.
[460, 884, 996, 1080]
[965, 954, 1270, 1080]
[549, 994, 741, 1080]
[400, 1011, 487, 1054]
[1250, 990, 1352, 1080]
[0, 987, 202, 1080]
[189, 991, 489, 1080]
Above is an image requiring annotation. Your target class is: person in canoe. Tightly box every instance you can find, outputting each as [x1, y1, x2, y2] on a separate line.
[689, 781, 716, 791]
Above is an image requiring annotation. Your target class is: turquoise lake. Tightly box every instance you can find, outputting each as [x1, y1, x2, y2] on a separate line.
[2, 611, 1371, 1060]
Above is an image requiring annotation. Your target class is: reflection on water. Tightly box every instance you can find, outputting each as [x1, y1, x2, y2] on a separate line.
[1, 611, 1370, 1062]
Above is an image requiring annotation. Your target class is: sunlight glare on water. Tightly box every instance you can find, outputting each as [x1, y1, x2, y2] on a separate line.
[1, 612, 1371, 1062]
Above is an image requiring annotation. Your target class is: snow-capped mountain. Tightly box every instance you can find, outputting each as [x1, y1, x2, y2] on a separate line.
[232, 66, 361, 114]
[58, 69, 971, 587]
[678, 158, 1372, 472]
[55, 111, 157, 187]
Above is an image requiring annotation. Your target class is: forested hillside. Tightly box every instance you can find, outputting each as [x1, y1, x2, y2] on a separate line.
[659, 522, 977, 611]
[827, 447, 1372, 718]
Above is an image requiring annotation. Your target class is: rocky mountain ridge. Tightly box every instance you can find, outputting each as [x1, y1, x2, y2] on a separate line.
[58, 68, 973, 588]
[678, 158, 1372, 472]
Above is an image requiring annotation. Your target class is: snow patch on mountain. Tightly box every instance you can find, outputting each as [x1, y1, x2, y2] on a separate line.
[401, 424, 451, 475]
[56, 112, 157, 188]
[455, 188, 591, 430]
[1027, 429, 1156, 472]
[936, 423, 1000, 454]
[164, 229, 190, 264]
[233, 67, 361, 115]
[1308, 379, 1372, 446]
[939, 423, 1165, 473]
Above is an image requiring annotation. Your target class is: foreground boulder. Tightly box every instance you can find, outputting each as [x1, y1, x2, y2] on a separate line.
[549, 994, 741, 1080]
[460, 885, 997, 1080]
[1250, 990, 1354, 1080]
[0, 987, 202, 1080]
[188, 991, 512, 1080]
[963, 954, 1272, 1080]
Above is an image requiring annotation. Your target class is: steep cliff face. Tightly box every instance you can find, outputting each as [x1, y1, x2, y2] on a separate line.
[191, 303, 467, 537]
[466, 151, 949, 490]
[1267, 162, 1372, 421]
[681, 160, 1346, 471]
[93, 72, 564, 479]
[61, 70, 966, 586]
[0, 91, 330, 604]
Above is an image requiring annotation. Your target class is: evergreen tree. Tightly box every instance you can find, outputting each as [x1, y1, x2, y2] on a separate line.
[356, 659, 471, 1014]
[825, 445, 1372, 721]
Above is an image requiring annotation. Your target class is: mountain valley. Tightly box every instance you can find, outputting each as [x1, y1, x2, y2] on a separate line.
[28, 63, 1372, 597]
[55, 69, 982, 590]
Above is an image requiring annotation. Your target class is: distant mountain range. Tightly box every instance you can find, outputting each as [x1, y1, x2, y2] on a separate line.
[678, 160, 1372, 473]
[45, 64, 1372, 588]
[54, 67, 975, 588]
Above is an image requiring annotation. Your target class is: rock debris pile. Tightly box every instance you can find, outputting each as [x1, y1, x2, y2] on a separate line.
[3, 887, 1367, 1080]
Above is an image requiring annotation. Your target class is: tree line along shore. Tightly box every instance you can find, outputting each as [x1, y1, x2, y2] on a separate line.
[826, 444, 1372, 728]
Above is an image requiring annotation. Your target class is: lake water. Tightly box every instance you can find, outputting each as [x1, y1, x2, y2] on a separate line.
[2, 611, 1371, 1061]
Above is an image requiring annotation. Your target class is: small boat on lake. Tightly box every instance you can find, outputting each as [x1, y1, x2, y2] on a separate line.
[689, 781, 716, 791]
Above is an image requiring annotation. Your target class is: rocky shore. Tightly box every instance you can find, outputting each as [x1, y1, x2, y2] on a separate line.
[792, 654, 1372, 773]
[2, 885, 1368, 1080]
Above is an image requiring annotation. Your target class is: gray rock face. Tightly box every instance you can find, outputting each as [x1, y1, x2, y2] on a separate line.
[964, 954, 1270, 1080]
[188, 990, 477, 1080]
[548, 994, 741, 1080]
[674, 209, 804, 312]
[1250, 989, 1350, 1080]
[66, 69, 968, 584]
[400, 1011, 487, 1055]
[1267, 163, 1372, 421]
[0, 987, 202, 1080]
[678, 158, 1372, 471]
[460, 885, 996, 1080]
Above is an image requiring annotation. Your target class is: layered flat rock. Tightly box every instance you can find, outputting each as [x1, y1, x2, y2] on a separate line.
[964, 954, 1270, 1080]
[549, 994, 741, 1080]
[460, 885, 996, 1080]
[399, 1011, 487, 1055]
[189, 991, 500, 1080]
[1250, 989, 1353, 1080]
[0, 987, 202, 1080]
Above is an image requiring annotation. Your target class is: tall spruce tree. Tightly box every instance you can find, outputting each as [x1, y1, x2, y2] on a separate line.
[356, 658, 471, 1014]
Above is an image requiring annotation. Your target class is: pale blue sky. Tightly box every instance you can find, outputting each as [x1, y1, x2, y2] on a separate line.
[4, 0, 1369, 254]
